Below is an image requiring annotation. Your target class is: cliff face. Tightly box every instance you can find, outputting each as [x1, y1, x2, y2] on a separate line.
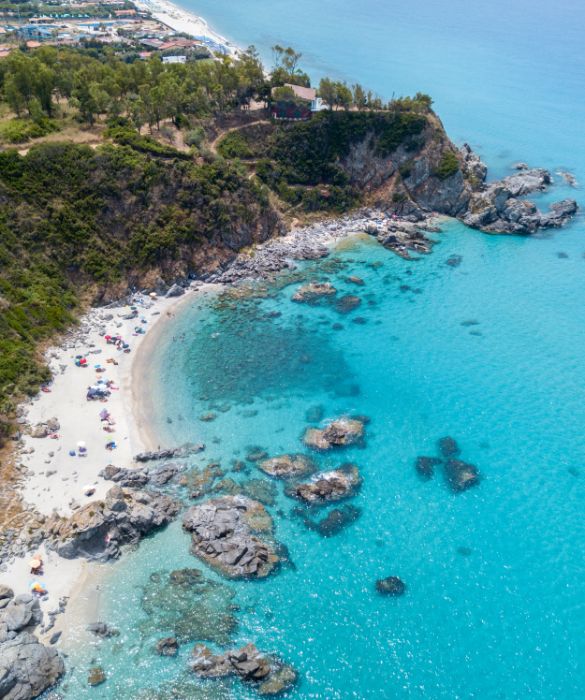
[336, 116, 577, 232]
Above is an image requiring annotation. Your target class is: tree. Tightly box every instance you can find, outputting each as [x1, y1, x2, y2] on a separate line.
[352, 83, 367, 110]
[318, 78, 336, 110]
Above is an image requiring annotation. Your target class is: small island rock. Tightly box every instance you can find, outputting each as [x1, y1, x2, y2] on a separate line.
[287, 465, 361, 504]
[376, 576, 406, 596]
[258, 454, 316, 479]
[303, 417, 365, 450]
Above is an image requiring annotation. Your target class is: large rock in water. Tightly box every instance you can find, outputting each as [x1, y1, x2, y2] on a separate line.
[287, 465, 362, 505]
[257, 453, 316, 479]
[182, 496, 279, 579]
[191, 642, 296, 695]
[444, 459, 480, 492]
[303, 417, 365, 451]
[376, 576, 406, 596]
[0, 593, 64, 700]
[291, 281, 337, 303]
[44, 486, 180, 561]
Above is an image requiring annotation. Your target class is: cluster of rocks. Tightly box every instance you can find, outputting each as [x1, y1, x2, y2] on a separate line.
[43, 486, 180, 561]
[29, 417, 60, 439]
[182, 496, 279, 579]
[191, 642, 297, 696]
[291, 281, 337, 303]
[415, 436, 480, 492]
[461, 160, 578, 234]
[363, 218, 439, 258]
[257, 453, 316, 479]
[0, 587, 64, 700]
[303, 416, 365, 451]
[100, 462, 183, 488]
[134, 443, 204, 462]
[286, 465, 362, 505]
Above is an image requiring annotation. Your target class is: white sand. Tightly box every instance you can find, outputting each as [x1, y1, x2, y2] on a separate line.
[0, 285, 208, 636]
[135, 0, 239, 56]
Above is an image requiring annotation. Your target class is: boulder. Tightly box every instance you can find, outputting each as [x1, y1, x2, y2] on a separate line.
[156, 637, 179, 657]
[88, 666, 106, 686]
[86, 622, 119, 639]
[44, 487, 180, 561]
[0, 632, 64, 700]
[291, 282, 337, 303]
[134, 443, 204, 462]
[99, 464, 150, 488]
[438, 436, 460, 458]
[191, 643, 296, 695]
[31, 417, 60, 438]
[182, 496, 280, 579]
[296, 504, 361, 537]
[2, 595, 41, 633]
[287, 465, 361, 505]
[415, 456, 442, 480]
[166, 283, 185, 298]
[258, 454, 316, 479]
[334, 294, 362, 314]
[376, 576, 406, 596]
[444, 459, 480, 492]
[303, 417, 365, 450]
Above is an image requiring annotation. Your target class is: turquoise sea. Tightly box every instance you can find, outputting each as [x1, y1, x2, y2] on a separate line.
[58, 1, 585, 698]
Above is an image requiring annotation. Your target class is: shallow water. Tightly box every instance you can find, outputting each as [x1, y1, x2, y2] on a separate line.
[60, 221, 585, 698]
[57, 1, 585, 697]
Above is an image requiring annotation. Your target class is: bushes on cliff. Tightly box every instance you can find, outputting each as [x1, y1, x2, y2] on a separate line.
[434, 150, 460, 180]
[0, 142, 276, 408]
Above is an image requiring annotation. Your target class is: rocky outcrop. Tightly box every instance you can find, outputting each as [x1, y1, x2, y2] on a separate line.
[191, 642, 296, 696]
[182, 496, 279, 579]
[444, 459, 480, 492]
[257, 453, 316, 479]
[156, 637, 179, 656]
[286, 465, 362, 504]
[415, 436, 480, 493]
[303, 417, 365, 450]
[134, 443, 204, 462]
[44, 486, 180, 561]
[100, 462, 182, 488]
[462, 166, 577, 234]
[86, 622, 120, 639]
[376, 576, 406, 596]
[30, 417, 60, 438]
[294, 504, 361, 537]
[291, 281, 337, 303]
[0, 592, 64, 700]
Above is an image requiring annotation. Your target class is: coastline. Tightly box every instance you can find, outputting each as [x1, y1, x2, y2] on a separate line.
[0, 286, 201, 641]
[134, 0, 240, 55]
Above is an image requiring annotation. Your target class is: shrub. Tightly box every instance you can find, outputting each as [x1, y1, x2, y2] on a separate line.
[434, 150, 460, 180]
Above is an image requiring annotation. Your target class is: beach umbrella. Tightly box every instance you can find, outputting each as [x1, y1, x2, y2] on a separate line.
[77, 441, 86, 449]
[99, 409, 109, 419]
[29, 558, 41, 569]
[149, 292, 157, 298]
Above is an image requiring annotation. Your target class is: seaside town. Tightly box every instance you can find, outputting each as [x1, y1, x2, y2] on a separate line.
[0, 0, 234, 61]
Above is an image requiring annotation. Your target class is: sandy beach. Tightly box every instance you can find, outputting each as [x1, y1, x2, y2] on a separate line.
[134, 0, 239, 55]
[0, 284, 205, 639]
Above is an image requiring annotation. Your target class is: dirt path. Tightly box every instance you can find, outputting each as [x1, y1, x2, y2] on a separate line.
[209, 119, 270, 155]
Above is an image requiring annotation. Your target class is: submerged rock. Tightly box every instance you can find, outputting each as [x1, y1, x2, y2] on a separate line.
[287, 465, 361, 505]
[141, 569, 236, 645]
[258, 454, 316, 479]
[291, 282, 337, 303]
[334, 294, 362, 314]
[415, 456, 442, 480]
[438, 436, 460, 459]
[44, 486, 180, 561]
[183, 496, 280, 579]
[303, 417, 365, 450]
[88, 666, 106, 687]
[156, 637, 179, 657]
[296, 504, 361, 537]
[376, 576, 406, 596]
[444, 459, 480, 492]
[305, 405, 325, 423]
[191, 643, 296, 695]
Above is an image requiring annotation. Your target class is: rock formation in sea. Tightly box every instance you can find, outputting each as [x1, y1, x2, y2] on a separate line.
[182, 496, 280, 579]
[291, 281, 337, 303]
[0, 588, 64, 700]
[191, 642, 297, 696]
[43, 486, 180, 561]
[415, 436, 480, 492]
[257, 453, 316, 479]
[375, 576, 407, 596]
[303, 417, 365, 450]
[286, 465, 362, 504]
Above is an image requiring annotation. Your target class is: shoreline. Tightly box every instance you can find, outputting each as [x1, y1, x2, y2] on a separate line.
[0, 208, 437, 656]
[134, 0, 240, 56]
[0, 285, 202, 641]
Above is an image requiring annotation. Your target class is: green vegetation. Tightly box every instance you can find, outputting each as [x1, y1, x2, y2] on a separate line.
[0, 140, 275, 418]
[434, 149, 460, 179]
[0, 40, 444, 425]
